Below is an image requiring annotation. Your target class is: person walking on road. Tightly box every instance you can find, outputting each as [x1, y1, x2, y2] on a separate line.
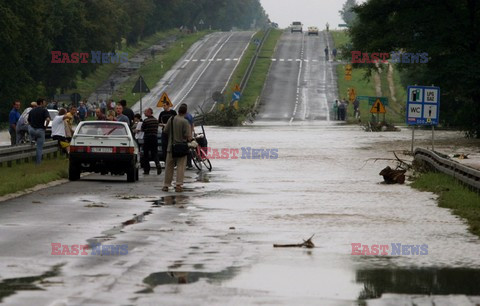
[162, 104, 192, 192]
[333, 100, 339, 120]
[158, 100, 177, 162]
[27, 99, 51, 164]
[324, 47, 329, 61]
[141, 108, 161, 175]
[9, 100, 21, 146]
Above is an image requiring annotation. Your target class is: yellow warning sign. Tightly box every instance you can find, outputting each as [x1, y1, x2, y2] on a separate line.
[233, 84, 241, 92]
[156, 92, 173, 108]
[348, 87, 356, 103]
[370, 98, 386, 114]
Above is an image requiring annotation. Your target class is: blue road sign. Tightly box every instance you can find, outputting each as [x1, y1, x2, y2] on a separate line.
[232, 91, 241, 102]
[406, 86, 440, 125]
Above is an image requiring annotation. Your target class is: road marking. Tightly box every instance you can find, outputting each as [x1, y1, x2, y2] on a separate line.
[225, 58, 231, 61]
[192, 59, 198, 62]
[200, 59, 206, 62]
[279, 59, 285, 62]
[233, 58, 239, 61]
[216, 58, 222, 61]
[287, 59, 293, 61]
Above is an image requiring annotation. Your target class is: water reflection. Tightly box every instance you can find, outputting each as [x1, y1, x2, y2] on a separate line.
[356, 267, 480, 300]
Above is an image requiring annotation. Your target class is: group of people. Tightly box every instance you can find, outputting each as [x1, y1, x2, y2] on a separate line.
[130, 101, 195, 193]
[8, 97, 198, 191]
[324, 47, 338, 61]
[332, 98, 360, 121]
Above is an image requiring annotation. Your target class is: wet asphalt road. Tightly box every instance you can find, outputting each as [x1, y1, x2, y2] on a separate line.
[1, 126, 480, 305]
[1, 30, 480, 305]
[258, 31, 337, 122]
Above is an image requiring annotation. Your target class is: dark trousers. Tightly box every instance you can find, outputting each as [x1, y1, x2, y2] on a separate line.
[142, 135, 160, 173]
[9, 127, 16, 146]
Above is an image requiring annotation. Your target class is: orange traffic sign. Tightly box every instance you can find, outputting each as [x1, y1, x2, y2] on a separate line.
[370, 98, 386, 114]
[157, 92, 173, 107]
[348, 87, 356, 102]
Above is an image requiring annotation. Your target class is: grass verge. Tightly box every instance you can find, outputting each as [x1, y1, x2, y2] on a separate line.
[331, 30, 406, 123]
[411, 172, 480, 237]
[0, 156, 68, 197]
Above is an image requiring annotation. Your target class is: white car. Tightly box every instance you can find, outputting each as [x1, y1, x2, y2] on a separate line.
[69, 121, 140, 182]
[291, 21, 303, 33]
[308, 26, 319, 36]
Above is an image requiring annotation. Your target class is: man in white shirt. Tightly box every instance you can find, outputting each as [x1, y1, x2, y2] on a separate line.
[51, 108, 70, 155]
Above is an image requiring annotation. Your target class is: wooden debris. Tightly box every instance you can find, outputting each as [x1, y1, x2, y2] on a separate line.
[379, 166, 406, 184]
[273, 235, 315, 248]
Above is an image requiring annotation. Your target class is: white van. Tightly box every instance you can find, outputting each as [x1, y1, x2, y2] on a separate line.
[291, 21, 303, 33]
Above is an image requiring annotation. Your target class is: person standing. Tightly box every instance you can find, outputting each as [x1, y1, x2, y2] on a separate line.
[115, 105, 129, 124]
[158, 101, 177, 162]
[333, 100, 339, 121]
[324, 47, 329, 61]
[78, 101, 87, 121]
[16, 102, 37, 144]
[141, 108, 161, 175]
[95, 108, 106, 120]
[27, 99, 51, 164]
[119, 99, 134, 126]
[332, 48, 337, 61]
[9, 100, 21, 145]
[132, 114, 144, 146]
[180, 103, 194, 169]
[51, 108, 70, 155]
[162, 104, 192, 192]
[100, 100, 107, 114]
[353, 98, 360, 119]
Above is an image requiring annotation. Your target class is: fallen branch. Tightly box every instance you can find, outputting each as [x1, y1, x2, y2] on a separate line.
[273, 235, 315, 248]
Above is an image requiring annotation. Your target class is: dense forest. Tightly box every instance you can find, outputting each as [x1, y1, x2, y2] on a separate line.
[345, 0, 480, 137]
[0, 0, 268, 120]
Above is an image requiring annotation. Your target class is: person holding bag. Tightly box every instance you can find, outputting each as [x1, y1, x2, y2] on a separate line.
[162, 104, 192, 192]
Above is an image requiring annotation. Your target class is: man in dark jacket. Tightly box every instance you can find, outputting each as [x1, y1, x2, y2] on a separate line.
[141, 108, 161, 175]
[120, 100, 134, 126]
[28, 99, 51, 164]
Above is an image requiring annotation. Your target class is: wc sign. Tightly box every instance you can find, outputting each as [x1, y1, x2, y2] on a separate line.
[406, 85, 440, 125]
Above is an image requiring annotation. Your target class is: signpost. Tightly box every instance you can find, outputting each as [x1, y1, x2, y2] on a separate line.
[406, 85, 440, 152]
[132, 76, 150, 115]
[369, 98, 387, 123]
[345, 64, 352, 81]
[156, 92, 173, 108]
[348, 87, 356, 103]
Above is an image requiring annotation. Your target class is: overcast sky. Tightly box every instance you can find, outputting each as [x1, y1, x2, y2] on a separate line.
[260, 0, 363, 30]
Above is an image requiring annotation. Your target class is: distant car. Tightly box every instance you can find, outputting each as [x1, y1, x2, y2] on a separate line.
[308, 26, 319, 36]
[291, 21, 303, 33]
[69, 121, 140, 182]
[46, 109, 58, 138]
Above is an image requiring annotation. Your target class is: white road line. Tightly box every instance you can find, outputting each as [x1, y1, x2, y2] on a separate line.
[200, 59, 206, 62]
[216, 58, 222, 61]
[288, 59, 293, 61]
[291, 34, 305, 123]
[210, 32, 256, 112]
[176, 33, 235, 108]
[225, 58, 231, 61]
[192, 59, 198, 62]
[272, 58, 277, 61]
[279, 59, 285, 62]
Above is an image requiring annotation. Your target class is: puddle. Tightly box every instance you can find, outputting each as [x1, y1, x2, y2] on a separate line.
[356, 267, 480, 300]
[149, 196, 189, 206]
[137, 267, 240, 293]
[0, 264, 63, 302]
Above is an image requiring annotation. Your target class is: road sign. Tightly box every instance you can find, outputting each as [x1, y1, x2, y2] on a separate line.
[345, 64, 352, 81]
[348, 87, 356, 103]
[338, 24, 349, 28]
[156, 92, 173, 107]
[370, 98, 386, 114]
[232, 91, 241, 102]
[368, 97, 389, 106]
[406, 85, 440, 125]
[132, 76, 150, 93]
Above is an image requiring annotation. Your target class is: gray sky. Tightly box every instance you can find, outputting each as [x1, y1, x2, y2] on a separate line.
[260, 0, 363, 30]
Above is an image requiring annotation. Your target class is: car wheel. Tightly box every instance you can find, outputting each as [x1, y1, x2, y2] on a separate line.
[69, 162, 80, 181]
[126, 161, 136, 182]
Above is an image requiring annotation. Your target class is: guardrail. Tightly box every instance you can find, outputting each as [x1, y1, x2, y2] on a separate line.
[239, 27, 272, 95]
[414, 148, 480, 191]
[0, 141, 60, 167]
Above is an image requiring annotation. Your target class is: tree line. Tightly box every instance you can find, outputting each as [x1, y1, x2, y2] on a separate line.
[342, 0, 480, 137]
[0, 0, 267, 121]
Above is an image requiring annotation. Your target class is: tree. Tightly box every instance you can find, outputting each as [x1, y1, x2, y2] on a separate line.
[339, 0, 357, 26]
[349, 0, 480, 137]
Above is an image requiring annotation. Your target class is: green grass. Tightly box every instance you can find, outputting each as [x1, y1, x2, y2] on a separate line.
[331, 30, 406, 123]
[0, 156, 68, 196]
[411, 172, 480, 237]
[238, 29, 283, 108]
[111, 31, 209, 107]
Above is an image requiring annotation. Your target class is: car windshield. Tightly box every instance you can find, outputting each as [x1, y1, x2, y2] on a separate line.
[77, 122, 128, 136]
[292, 22, 301, 25]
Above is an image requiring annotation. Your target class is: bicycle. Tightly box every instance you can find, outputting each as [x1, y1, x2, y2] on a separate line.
[190, 133, 212, 171]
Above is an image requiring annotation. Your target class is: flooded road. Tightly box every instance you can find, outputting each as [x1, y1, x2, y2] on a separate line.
[1, 123, 480, 305]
